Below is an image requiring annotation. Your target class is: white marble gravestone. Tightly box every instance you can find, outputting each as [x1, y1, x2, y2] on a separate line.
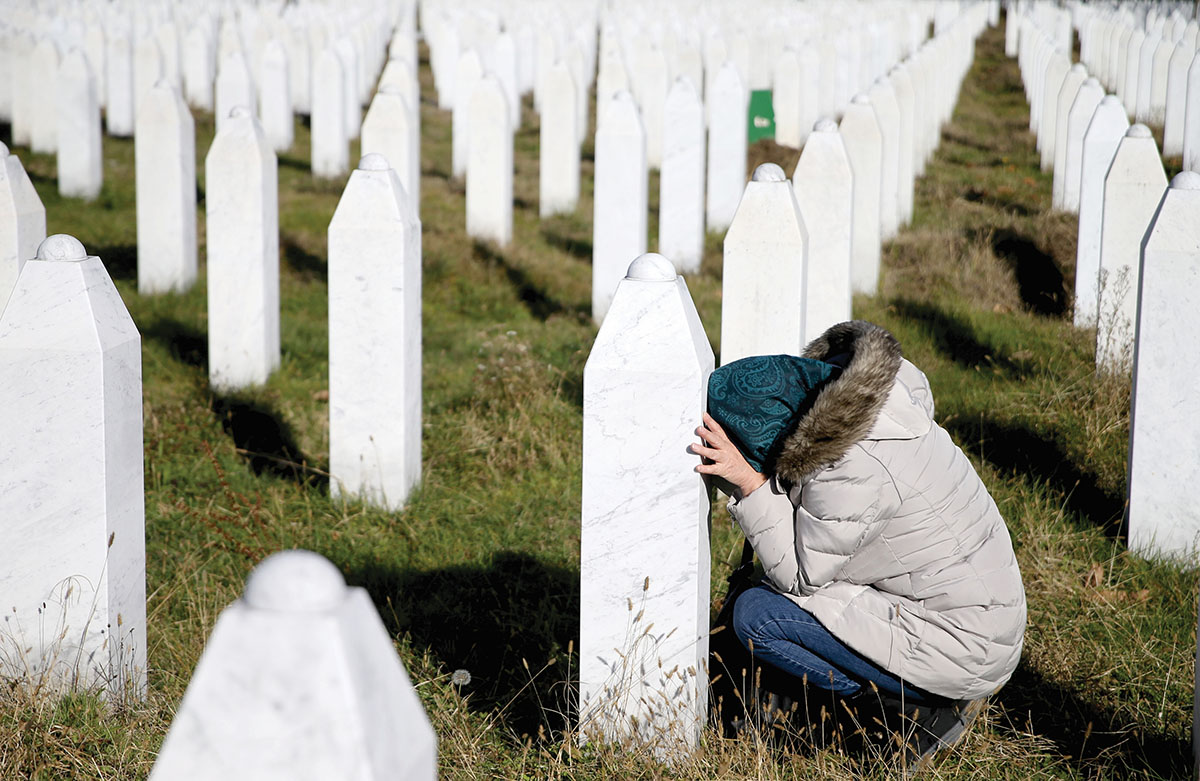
[1050, 64, 1089, 207]
[1184, 52, 1200, 173]
[136, 82, 196, 295]
[148, 550, 436, 780]
[84, 23, 106, 110]
[106, 29, 135, 137]
[57, 49, 103, 201]
[890, 65, 917, 227]
[706, 61, 747, 233]
[183, 25, 214, 112]
[1096, 124, 1167, 373]
[721, 163, 809, 365]
[134, 35, 163, 122]
[205, 107, 280, 391]
[466, 74, 512, 247]
[334, 39, 361, 141]
[1127, 172, 1200, 560]
[328, 154, 421, 510]
[215, 49, 255, 134]
[539, 60, 579, 218]
[360, 88, 419, 215]
[8, 33, 35, 147]
[1060, 78, 1104, 213]
[793, 118, 854, 341]
[592, 90, 647, 321]
[868, 78, 901, 241]
[494, 32, 520, 130]
[1038, 54, 1070, 170]
[30, 38, 61, 154]
[0, 234, 145, 699]
[451, 50, 483, 179]
[1162, 41, 1193, 157]
[259, 40, 292, 154]
[840, 94, 884, 296]
[772, 50, 802, 148]
[658, 76, 705, 274]
[633, 45, 668, 169]
[1075, 96, 1130, 327]
[311, 48, 348, 180]
[0, 143, 46, 312]
[580, 252, 712, 751]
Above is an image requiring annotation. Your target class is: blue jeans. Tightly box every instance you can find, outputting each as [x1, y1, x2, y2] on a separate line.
[731, 584, 938, 704]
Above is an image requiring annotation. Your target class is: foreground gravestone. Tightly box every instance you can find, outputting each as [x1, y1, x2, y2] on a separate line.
[706, 61, 747, 233]
[1128, 172, 1200, 561]
[136, 82, 197, 295]
[205, 107, 280, 391]
[148, 550, 436, 780]
[840, 94, 884, 296]
[0, 144, 46, 311]
[329, 154, 421, 510]
[0, 234, 145, 699]
[311, 49, 348, 180]
[360, 88, 419, 215]
[793, 118, 853, 340]
[592, 90, 647, 321]
[1059, 78, 1104, 213]
[580, 252, 712, 751]
[539, 60, 579, 218]
[721, 163, 809, 364]
[57, 49, 103, 200]
[658, 76, 705, 274]
[466, 74, 512, 247]
[1075, 96, 1130, 327]
[1096, 124, 1167, 373]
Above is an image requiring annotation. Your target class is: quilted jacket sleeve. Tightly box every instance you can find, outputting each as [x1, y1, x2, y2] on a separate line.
[729, 449, 902, 596]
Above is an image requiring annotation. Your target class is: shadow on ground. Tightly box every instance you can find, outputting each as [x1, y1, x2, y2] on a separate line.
[88, 243, 138, 281]
[473, 240, 589, 322]
[995, 661, 1188, 777]
[991, 229, 1068, 317]
[141, 316, 207, 370]
[891, 299, 1030, 377]
[211, 395, 328, 488]
[350, 551, 579, 738]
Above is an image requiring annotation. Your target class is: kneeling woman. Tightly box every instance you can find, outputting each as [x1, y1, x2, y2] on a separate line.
[693, 321, 1026, 765]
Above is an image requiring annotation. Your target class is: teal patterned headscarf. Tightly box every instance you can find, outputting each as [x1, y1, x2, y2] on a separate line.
[707, 355, 840, 473]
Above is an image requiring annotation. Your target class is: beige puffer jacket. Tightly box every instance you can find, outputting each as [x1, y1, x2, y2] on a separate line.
[727, 321, 1026, 700]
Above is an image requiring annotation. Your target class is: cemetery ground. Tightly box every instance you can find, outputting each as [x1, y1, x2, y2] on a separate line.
[2, 21, 1197, 780]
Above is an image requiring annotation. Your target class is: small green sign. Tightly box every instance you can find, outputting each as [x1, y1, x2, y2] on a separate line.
[747, 89, 775, 143]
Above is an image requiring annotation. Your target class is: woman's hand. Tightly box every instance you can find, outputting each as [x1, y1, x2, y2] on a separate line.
[692, 412, 767, 498]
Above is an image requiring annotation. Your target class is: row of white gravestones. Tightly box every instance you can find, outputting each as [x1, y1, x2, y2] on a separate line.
[148, 550, 437, 779]
[136, 82, 197, 295]
[328, 154, 423, 511]
[0, 142, 47, 312]
[580, 252, 713, 750]
[0, 233, 146, 700]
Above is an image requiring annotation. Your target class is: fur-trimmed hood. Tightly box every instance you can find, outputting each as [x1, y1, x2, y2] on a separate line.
[774, 321, 907, 484]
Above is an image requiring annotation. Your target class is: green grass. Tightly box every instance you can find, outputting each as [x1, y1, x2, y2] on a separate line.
[1, 18, 1196, 779]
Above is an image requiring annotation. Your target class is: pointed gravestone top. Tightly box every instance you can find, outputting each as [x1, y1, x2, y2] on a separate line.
[36, 233, 87, 261]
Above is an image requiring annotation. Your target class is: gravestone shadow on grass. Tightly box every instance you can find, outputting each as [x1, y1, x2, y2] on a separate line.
[941, 416, 1125, 537]
[87, 243, 138, 281]
[282, 238, 327, 280]
[211, 395, 328, 489]
[994, 660, 1189, 778]
[540, 226, 592, 262]
[348, 551, 580, 739]
[141, 315, 207, 369]
[472, 239, 590, 322]
[891, 298, 1031, 377]
[991, 229, 1068, 317]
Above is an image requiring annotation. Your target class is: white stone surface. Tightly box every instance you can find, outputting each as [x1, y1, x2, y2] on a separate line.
[205, 107, 280, 391]
[773, 50, 802, 148]
[793, 118, 854, 341]
[592, 90, 647, 321]
[328, 155, 421, 510]
[1185, 52, 1200, 172]
[1162, 40, 1193, 156]
[1061, 78, 1104, 213]
[705, 61, 747, 233]
[57, 49, 103, 200]
[335, 38, 361, 141]
[134, 35, 163, 122]
[868, 78, 901, 241]
[721, 163, 809, 365]
[1076, 96, 1129, 327]
[1127, 172, 1200, 561]
[311, 48, 348, 180]
[465, 74, 512, 247]
[136, 82, 196, 295]
[259, 40, 292, 154]
[1050, 64, 1088, 208]
[215, 49, 255, 134]
[494, 32, 520, 129]
[658, 76, 705, 274]
[106, 29, 135, 137]
[539, 60, 580, 218]
[451, 50, 483, 179]
[30, 38, 61, 154]
[183, 25, 214, 112]
[0, 142, 46, 313]
[148, 550, 436, 780]
[84, 24, 106, 110]
[633, 45, 668, 169]
[840, 94, 883, 296]
[0, 234, 145, 699]
[1038, 54, 1070, 170]
[361, 88, 419, 214]
[580, 253, 712, 751]
[890, 65, 917, 227]
[9, 33, 35, 146]
[155, 21, 181, 90]
[1096, 125, 1167, 373]
[1122, 30, 1146, 117]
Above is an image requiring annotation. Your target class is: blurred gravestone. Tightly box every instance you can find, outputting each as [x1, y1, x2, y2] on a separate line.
[840, 94, 884, 296]
[539, 60, 579, 218]
[465, 74, 512, 247]
[592, 90, 647, 321]
[57, 49, 103, 200]
[136, 81, 197, 295]
[658, 76, 705, 273]
[311, 48, 348, 180]
[706, 61, 747, 232]
[1075, 96, 1129, 327]
[0, 142, 46, 312]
